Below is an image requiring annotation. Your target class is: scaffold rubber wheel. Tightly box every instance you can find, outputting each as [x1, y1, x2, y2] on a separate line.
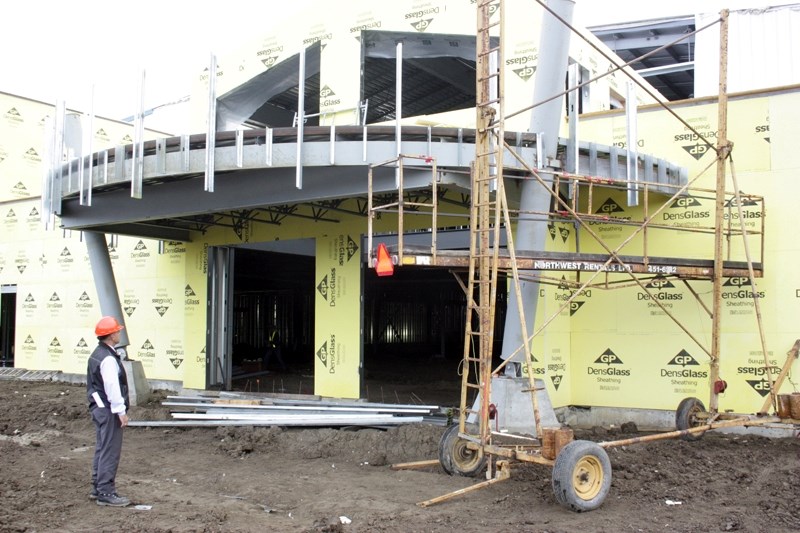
[675, 397, 707, 441]
[438, 423, 486, 477]
[552, 440, 611, 512]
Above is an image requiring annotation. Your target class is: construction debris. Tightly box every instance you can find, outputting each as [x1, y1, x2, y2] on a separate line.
[129, 390, 444, 428]
[0, 368, 62, 381]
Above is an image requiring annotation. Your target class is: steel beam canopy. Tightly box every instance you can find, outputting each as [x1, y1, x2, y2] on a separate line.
[57, 126, 686, 241]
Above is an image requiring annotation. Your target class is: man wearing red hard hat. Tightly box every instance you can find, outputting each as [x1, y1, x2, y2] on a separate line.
[86, 316, 131, 507]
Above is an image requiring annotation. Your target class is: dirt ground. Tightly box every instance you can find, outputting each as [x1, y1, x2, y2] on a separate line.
[0, 379, 798, 533]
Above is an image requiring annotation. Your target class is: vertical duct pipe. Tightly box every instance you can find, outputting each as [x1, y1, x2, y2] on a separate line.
[85, 231, 129, 349]
[500, 0, 574, 373]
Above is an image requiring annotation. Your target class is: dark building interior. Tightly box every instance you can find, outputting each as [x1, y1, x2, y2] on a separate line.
[227, 247, 506, 403]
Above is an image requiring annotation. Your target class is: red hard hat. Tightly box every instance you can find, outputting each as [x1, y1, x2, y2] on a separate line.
[95, 316, 124, 336]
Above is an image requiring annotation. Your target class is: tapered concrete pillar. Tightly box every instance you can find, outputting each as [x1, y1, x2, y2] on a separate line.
[85, 231, 130, 348]
[500, 0, 575, 373]
[469, 0, 575, 432]
[85, 231, 150, 405]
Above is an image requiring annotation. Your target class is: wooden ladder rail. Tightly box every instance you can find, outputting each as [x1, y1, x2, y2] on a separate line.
[457, 0, 506, 456]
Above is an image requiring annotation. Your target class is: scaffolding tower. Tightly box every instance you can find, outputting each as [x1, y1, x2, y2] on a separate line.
[372, 0, 798, 512]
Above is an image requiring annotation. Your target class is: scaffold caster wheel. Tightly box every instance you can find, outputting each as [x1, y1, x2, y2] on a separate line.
[552, 440, 611, 512]
[438, 423, 487, 477]
[675, 397, 707, 441]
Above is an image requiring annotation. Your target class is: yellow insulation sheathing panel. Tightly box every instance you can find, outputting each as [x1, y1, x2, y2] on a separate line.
[573, 91, 797, 413]
[0, 94, 177, 382]
[314, 230, 361, 399]
[0, 94, 48, 201]
[766, 90, 798, 172]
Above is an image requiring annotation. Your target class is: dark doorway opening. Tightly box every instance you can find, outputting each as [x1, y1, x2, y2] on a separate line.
[229, 248, 315, 384]
[362, 268, 507, 406]
[221, 242, 509, 406]
[1, 289, 16, 367]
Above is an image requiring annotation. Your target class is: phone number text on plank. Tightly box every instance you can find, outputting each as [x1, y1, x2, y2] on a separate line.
[647, 265, 678, 274]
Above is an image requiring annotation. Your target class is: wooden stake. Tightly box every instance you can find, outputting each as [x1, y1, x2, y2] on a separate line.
[390, 459, 440, 470]
[417, 461, 511, 508]
[598, 416, 779, 449]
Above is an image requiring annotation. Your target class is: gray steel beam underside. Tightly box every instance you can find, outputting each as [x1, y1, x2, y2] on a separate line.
[57, 127, 686, 242]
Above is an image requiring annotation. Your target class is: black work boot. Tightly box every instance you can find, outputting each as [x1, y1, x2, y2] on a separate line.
[96, 492, 130, 507]
[89, 486, 98, 500]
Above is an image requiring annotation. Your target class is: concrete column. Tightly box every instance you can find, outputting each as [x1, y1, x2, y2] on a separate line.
[500, 0, 575, 373]
[85, 231, 129, 348]
[86, 231, 150, 405]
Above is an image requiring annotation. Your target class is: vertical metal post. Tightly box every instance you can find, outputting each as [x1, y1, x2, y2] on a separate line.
[87, 85, 95, 205]
[50, 100, 67, 220]
[362, 125, 368, 161]
[206, 247, 234, 389]
[567, 62, 579, 198]
[78, 125, 85, 203]
[155, 139, 166, 174]
[329, 124, 336, 164]
[534, 132, 543, 170]
[131, 70, 145, 199]
[710, 9, 729, 413]
[102, 150, 108, 185]
[43, 100, 65, 230]
[609, 144, 620, 178]
[398, 158, 404, 265]
[205, 54, 217, 192]
[265, 127, 273, 166]
[114, 146, 124, 182]
[427, 126, 432, 156]
[395, 41, 403, 188]
[296, 47, 306, 189]
[457, 128, 463, 166]
[625, 80, 639, 206]
[431, 159, 438, 263]
[80, 85, 95, 206]
[235, 128, 244, 167]
[67, 150, 75, 193]
[41, 117, 52, 227]
[181, 134, 190, 171]
[367, 166, 374, 266]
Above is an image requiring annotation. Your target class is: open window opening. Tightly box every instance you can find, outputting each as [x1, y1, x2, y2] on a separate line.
[216, 42, 322, 130]
[609, 87, 625, 110]
[360, 30, 497, 124]
[566, 60, 593, 115]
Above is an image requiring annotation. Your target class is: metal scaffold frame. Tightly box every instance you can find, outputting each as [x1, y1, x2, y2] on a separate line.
[371, 0, 799, 512]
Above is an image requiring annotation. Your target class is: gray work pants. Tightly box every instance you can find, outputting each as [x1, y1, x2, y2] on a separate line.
[91, 407, 123, 495]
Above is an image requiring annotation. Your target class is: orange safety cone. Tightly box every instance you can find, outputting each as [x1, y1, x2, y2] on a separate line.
[375, 243, 394, 277]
